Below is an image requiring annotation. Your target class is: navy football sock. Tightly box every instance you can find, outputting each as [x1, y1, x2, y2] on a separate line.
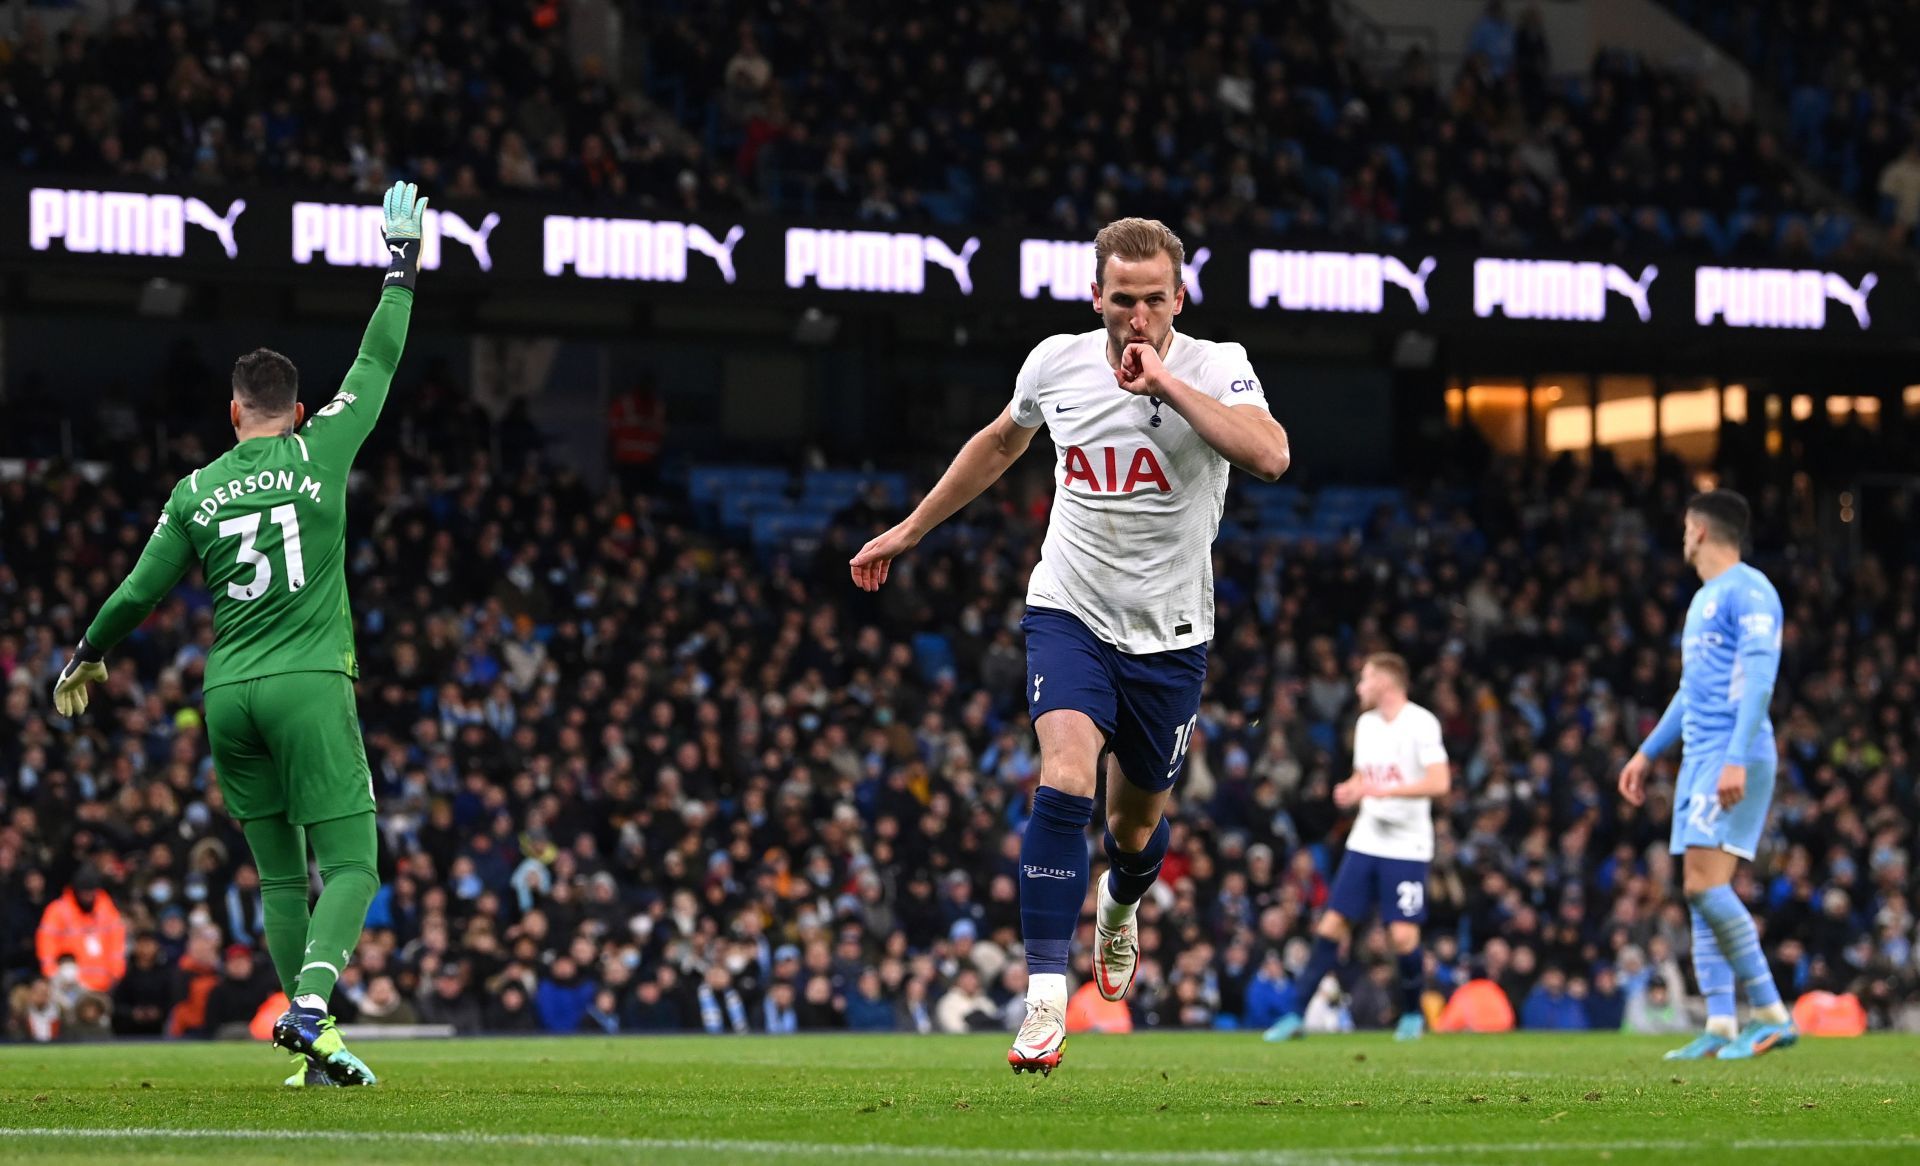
[1020, 786, 1094, 976]
[1103, 816, 1171, 906]
[1397, 949, 1425, 1015]
[1293, 936, 1342, 1010]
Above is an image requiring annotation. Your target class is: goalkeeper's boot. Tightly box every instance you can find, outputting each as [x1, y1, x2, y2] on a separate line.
[282, 1053, 336, 1087]
[1262, 1013, 1305, 1042]
[1092, 877, 1140, 1002]
[1663, 1032, 1730, 1060]
[1008, 997, 1067, 1077]
[1394, 1012, 1425, 1041]
[273, 1003, 377, 1086]
[1717, 1018, 1798, 1060]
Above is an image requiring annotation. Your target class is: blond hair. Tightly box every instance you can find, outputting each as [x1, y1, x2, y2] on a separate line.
[1364, 652, 1409, 691]
[1093, 217, 1186, 287]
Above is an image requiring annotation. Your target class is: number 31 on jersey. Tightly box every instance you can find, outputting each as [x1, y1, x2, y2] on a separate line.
[219, 505, 307, 600]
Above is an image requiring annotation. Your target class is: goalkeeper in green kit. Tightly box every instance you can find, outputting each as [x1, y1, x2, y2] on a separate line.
[52, 181, 427, 1087]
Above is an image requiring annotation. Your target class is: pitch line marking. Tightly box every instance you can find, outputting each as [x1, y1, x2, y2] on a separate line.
[0, 1127, 1914, 1163]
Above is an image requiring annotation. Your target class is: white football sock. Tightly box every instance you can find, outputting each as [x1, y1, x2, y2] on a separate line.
[1098, 876, 1138, 930]
[1753, 1003, 1790, 1025]
[1706, 1015, 1739, 1040]
[1027, 972, 1068, 1008]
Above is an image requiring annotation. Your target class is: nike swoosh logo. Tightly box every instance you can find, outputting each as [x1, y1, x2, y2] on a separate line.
[1055, 404, 1076, 413]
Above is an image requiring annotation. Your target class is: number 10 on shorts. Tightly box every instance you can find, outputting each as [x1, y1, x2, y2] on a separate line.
[1165, 714, 1199, 780]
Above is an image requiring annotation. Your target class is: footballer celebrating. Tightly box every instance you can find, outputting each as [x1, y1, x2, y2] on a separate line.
[51, 181, 426, 1086]
[850, 217, 1290, 1074]
[1263, 652, 1449, 1042]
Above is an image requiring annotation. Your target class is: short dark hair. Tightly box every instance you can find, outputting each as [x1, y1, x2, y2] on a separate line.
[231, 348, 299, 415]
[1686, 488, 1750, 548]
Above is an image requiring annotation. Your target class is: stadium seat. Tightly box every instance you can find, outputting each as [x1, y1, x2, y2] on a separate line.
[749, 509, 832, 550]
[688, 465, 791, 505]
[720, 488, 795, 532]
[802, 469, 909, 510]
[911, 632, 956, 684]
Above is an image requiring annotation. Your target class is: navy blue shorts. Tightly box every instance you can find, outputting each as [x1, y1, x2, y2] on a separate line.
[1021, 606, 1208, 793]
[1326, 850, 1429, 925]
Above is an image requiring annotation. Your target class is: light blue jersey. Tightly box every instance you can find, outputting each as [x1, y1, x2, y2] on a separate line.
[1643, 560, 1784, 858]
[1677, 561, 1783, 767]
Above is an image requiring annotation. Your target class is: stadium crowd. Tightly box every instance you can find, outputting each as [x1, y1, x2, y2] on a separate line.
[1663, 0, 1920, 249]
[3, 392, 1916, 1043]
[0, 1, 1861, 259]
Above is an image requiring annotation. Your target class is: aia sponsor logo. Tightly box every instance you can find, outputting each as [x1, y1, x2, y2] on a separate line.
[1061, 446, 1170, 494]
[1359, 763, 1406, 789]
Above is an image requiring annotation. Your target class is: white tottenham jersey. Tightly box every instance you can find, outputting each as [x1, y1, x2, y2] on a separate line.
[1346, 702, 1449, 862]
[1010, 327, 1270, 654]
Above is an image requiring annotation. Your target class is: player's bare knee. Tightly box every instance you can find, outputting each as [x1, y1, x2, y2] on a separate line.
[1037, 763, 1096, 801]
[1682, 849, 1735, 901]
[1106, 811, 1156, 853]
[1683, 872, 1724, 902]
[1388, 923, 1421, 955]
[1315, 912, 1351, 942]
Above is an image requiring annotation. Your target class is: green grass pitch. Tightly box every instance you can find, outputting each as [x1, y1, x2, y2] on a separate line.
[2, 1033, 1916, 1164]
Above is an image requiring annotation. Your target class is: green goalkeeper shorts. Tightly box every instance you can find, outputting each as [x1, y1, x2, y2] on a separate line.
[204, 670, 374, 825]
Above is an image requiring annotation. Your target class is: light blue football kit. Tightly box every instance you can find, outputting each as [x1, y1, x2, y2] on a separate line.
[1639, 558, 1794, 1059]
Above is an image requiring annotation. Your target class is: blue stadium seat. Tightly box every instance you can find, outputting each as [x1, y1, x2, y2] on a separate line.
[802, 470, 908, 510]
[1297, 87, 1336, 129]
[1788, 86, 1831, 158]
[1810, 213, 1853, 258]
[1772, 212, 1811, 250]
[1701, 211, 1735, 256]
[750, 509, 832, 550]
[1239, 482, 1304, 511]
[688, 465, 791, 505]
[921, 192, 967, 225]
[1377, 143, 1409, 188]
[911, 632, 956, 684]
[720, 489, 794, 532]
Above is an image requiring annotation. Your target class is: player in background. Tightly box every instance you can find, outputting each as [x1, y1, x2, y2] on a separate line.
[51, 181, 426, 1086]
[850, 218, 1289, 1075]
[1262, 653, 1448, 1043]
[1619, 490, 1795, 1060]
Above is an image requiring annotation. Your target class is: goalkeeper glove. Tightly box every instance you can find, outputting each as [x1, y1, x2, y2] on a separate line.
[380, 180, 428, 291]
[52, 637, 108, 717]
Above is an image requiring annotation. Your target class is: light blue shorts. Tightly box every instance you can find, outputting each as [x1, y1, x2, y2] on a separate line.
[1669, 751, 1776, 859]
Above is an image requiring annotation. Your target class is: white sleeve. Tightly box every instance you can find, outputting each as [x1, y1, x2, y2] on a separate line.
[1414, 710, 1449, 767]
[1008, 335, 1058, 429]
[1196, 342, 1269, 411]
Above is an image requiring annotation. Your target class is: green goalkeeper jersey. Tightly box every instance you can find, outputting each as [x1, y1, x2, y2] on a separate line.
[86, 285, 413, 689]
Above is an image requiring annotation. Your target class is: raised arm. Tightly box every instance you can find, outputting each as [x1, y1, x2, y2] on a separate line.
[300, 182, 424, 469]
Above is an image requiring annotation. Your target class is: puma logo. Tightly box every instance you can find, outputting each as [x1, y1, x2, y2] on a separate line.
[182, 197, 247, 259]
[923, 235, 981, 294]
